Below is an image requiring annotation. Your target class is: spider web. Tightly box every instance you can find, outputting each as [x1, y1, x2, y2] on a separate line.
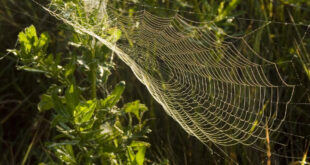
[114, 10, 295, 145]
[39, 0, 310, 161]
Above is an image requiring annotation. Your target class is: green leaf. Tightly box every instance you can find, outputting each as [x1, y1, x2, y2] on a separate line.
[18, 66, 46, 73]
[51, 115, 71, 128]
[15, 25, 52, 76]
[65, 84, 80, 111]
[127, 141, 149, 165]
[73, 100, 96, 127]
[38, 94, 54, 112]
[64, 59, 76, 78]
[38, 162, 58, 165]
[215, 0, 240, 22]
[52, 91, 71, 118]
[130, 141, 150, 148]
[47, 141, 79, 148]
[123, 100, 148, 121]
[100, 81, 125, 108]
[135, 146, 146, 165]
[107, 27, 122, 43]
[18, 25, 38, 54]
[126, 147, 135, 163]
[53, 145, 77, 164]
[38, 32, 49, 49]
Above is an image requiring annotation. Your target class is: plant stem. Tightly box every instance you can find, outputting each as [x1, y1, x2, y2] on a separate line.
[266, 122, 271, 165]
[90, 40, 97, 99]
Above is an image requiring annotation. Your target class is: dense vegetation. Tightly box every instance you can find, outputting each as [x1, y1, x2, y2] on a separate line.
[1, 0, 310, 164]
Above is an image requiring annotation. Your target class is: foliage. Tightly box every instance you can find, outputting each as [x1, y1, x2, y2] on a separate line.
[1, 0, 310, 165]
[9, 25, 151, 165]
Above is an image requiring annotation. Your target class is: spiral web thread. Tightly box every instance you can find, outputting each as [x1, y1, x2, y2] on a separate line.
[40, 0, 310, 160]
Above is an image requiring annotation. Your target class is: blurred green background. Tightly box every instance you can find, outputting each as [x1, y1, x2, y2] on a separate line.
[1, 0, 310, 164]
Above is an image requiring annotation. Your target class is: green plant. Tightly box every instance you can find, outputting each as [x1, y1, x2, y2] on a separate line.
[9, 25, 151, 165]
